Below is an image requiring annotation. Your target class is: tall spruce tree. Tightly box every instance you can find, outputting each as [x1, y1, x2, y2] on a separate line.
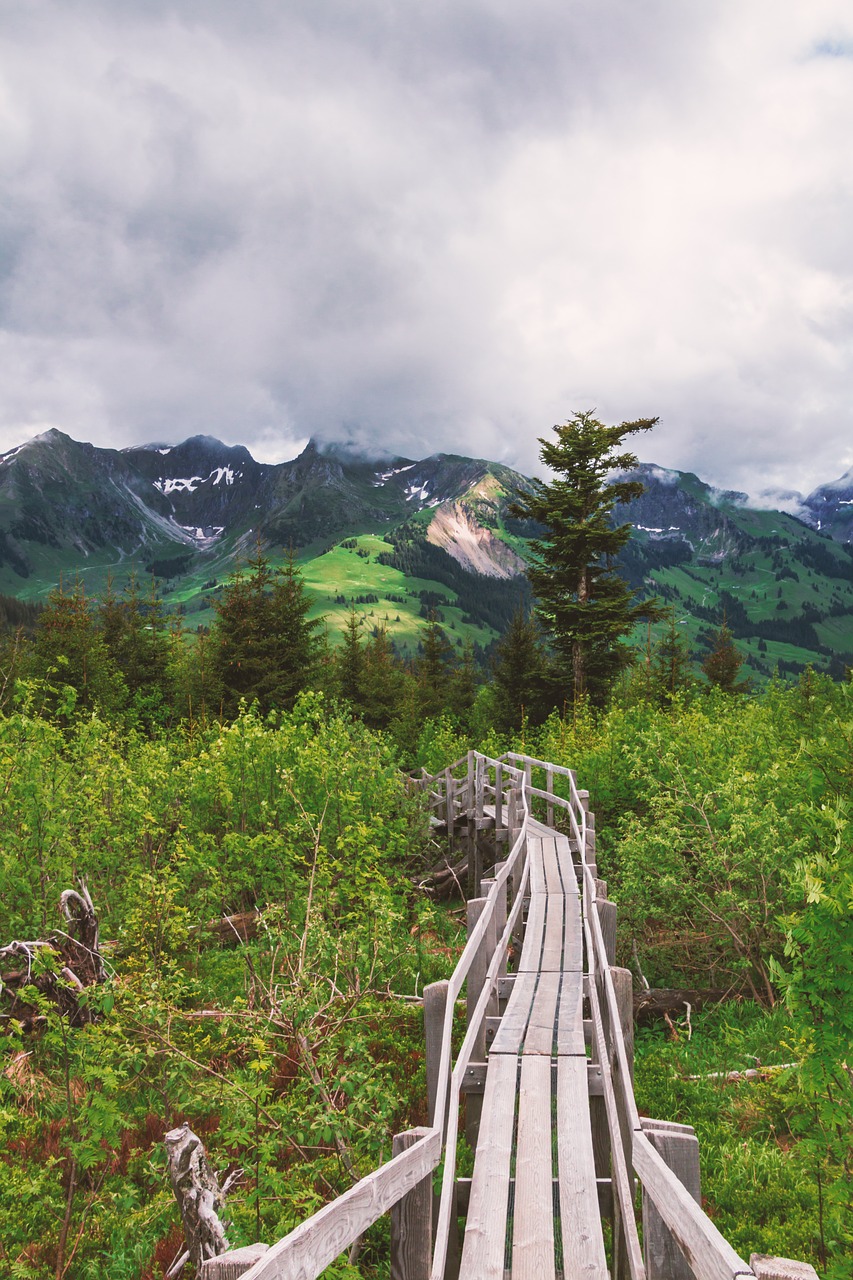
[513, 411, 658, 703]
[491, 607, 550, 733]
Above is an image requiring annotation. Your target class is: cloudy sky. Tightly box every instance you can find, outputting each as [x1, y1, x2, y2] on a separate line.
[2, 1, 853, 496]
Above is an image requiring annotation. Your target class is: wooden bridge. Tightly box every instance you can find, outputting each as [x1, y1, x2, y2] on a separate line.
[205, 752, 815, 1280]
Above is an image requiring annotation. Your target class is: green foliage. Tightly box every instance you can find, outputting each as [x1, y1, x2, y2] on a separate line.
[0, 696, 449, 1278]
[212, 545, 322, 717]
[634, 1003, 825, 1268]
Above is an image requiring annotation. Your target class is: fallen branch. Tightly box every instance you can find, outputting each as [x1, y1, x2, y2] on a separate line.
[634, 987, 729, 1025]
[0, 880, 107, 1029]
[688, 1063, 798, 1083]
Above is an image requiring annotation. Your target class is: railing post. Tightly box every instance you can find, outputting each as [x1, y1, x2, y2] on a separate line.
[475, 755, 484, 824]
[611, 966, 634, 1086]
[391, 1128, 433, 1280]
[641, 1122, 701, 1280]
[445, 769, 454, 834]
[546, 765, 554, 828]
[493, 860, 508, 978]
[466, 751, 475, 814]
[423, 980, 450, 1127]
[465, 897, 489, 1145]
[479, 879, 499, 1017]
[611, 965, 635, 1280]
[494, 762, 503, 832]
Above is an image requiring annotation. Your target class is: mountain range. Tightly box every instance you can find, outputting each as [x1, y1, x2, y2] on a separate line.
[3, 427, 853, 680]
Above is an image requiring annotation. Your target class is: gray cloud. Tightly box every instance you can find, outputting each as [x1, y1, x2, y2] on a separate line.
[1, 0, 853, 495]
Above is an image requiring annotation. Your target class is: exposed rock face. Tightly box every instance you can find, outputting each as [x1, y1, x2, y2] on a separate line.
[426, 501, 526, 579]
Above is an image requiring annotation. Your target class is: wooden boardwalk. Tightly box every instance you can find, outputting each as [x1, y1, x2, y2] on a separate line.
[205, 753, 815, 1280]
[459, 820, 604, 1280]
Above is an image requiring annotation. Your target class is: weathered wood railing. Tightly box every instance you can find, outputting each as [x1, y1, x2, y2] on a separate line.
[208, 752, 813, 1280]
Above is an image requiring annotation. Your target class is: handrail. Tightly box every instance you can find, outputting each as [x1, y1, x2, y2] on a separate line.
[238, 749, 757, 1280]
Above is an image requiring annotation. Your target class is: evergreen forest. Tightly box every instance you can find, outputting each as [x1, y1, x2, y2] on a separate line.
[0, 530, 851, 1279]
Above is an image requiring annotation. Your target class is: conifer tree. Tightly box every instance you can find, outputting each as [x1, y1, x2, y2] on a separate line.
[212, 544, 321, 716]
[652, 611, 694, 704]
[491, 607, 551, 733]
[417, 614, 454, 719]
[702, 619, 751, 694]
[513, 411, 659, 703]
[29, 578, 126, 716]
[337, 607, 365, 706]
[98, 575, 171, 724]
[360, 625, 406, 729]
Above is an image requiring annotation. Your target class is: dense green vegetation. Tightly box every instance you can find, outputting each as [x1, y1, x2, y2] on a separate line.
[0, 544, 851, 1277]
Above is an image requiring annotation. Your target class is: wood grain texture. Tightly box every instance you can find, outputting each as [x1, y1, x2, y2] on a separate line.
[513, 1056, 556, 1279]
[459, 1054, 517, 1280]
[556, 1057, 609, 1279]
[642, 1128, 700, 1280]
[556, 970, 585, 1055]
[391, 1130, 433, 1280]
[490, 971, 537, 1055]
[517, 893, 546, 972]
[524, 971, 559, 1054]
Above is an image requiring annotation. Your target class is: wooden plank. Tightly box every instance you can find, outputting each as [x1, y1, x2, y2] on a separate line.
[524, 971, 560, 1055]
[541, 835, 562, 894]
[556, 970, 585, 1055]
[459, 1055, 517, 1280]
[423, 981, 449, 1125]
[517, 894, 546, 972]
[490, 971, 537, 1055]
[512, 1055, 556, 1279]
[241, 1130, 441, 1280]
[528, 835, 547, 895]
[634, 1129, 752, 1280]
[554, 835, 579, 895]
[556, 1056, 609, 1279]
[540, 894, 565, 972]
[561, 892, 584, 971]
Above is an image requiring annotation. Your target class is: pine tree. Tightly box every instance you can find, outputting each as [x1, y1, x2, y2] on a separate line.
[360, 626, 406, 729]
[212, 544, 321, 716]
[417, 614, 454, 719]
[491, 607, 551, 733]
[702, 619, 751, 694]
[98, 575, 171, 725]
[337, 607, 365, 706]
[513, 410, 659, 703]
[29, 578, 126, 717]
[652, 611, 694, 704]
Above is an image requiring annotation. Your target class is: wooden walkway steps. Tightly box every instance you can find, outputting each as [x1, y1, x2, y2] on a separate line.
[212, 752, 816, 1280]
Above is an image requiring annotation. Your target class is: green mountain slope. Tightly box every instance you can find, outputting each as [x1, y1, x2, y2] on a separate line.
[3, 431, 853, 678]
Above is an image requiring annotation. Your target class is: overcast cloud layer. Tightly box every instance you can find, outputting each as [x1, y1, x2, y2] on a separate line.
[2, 0, 853, 495]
